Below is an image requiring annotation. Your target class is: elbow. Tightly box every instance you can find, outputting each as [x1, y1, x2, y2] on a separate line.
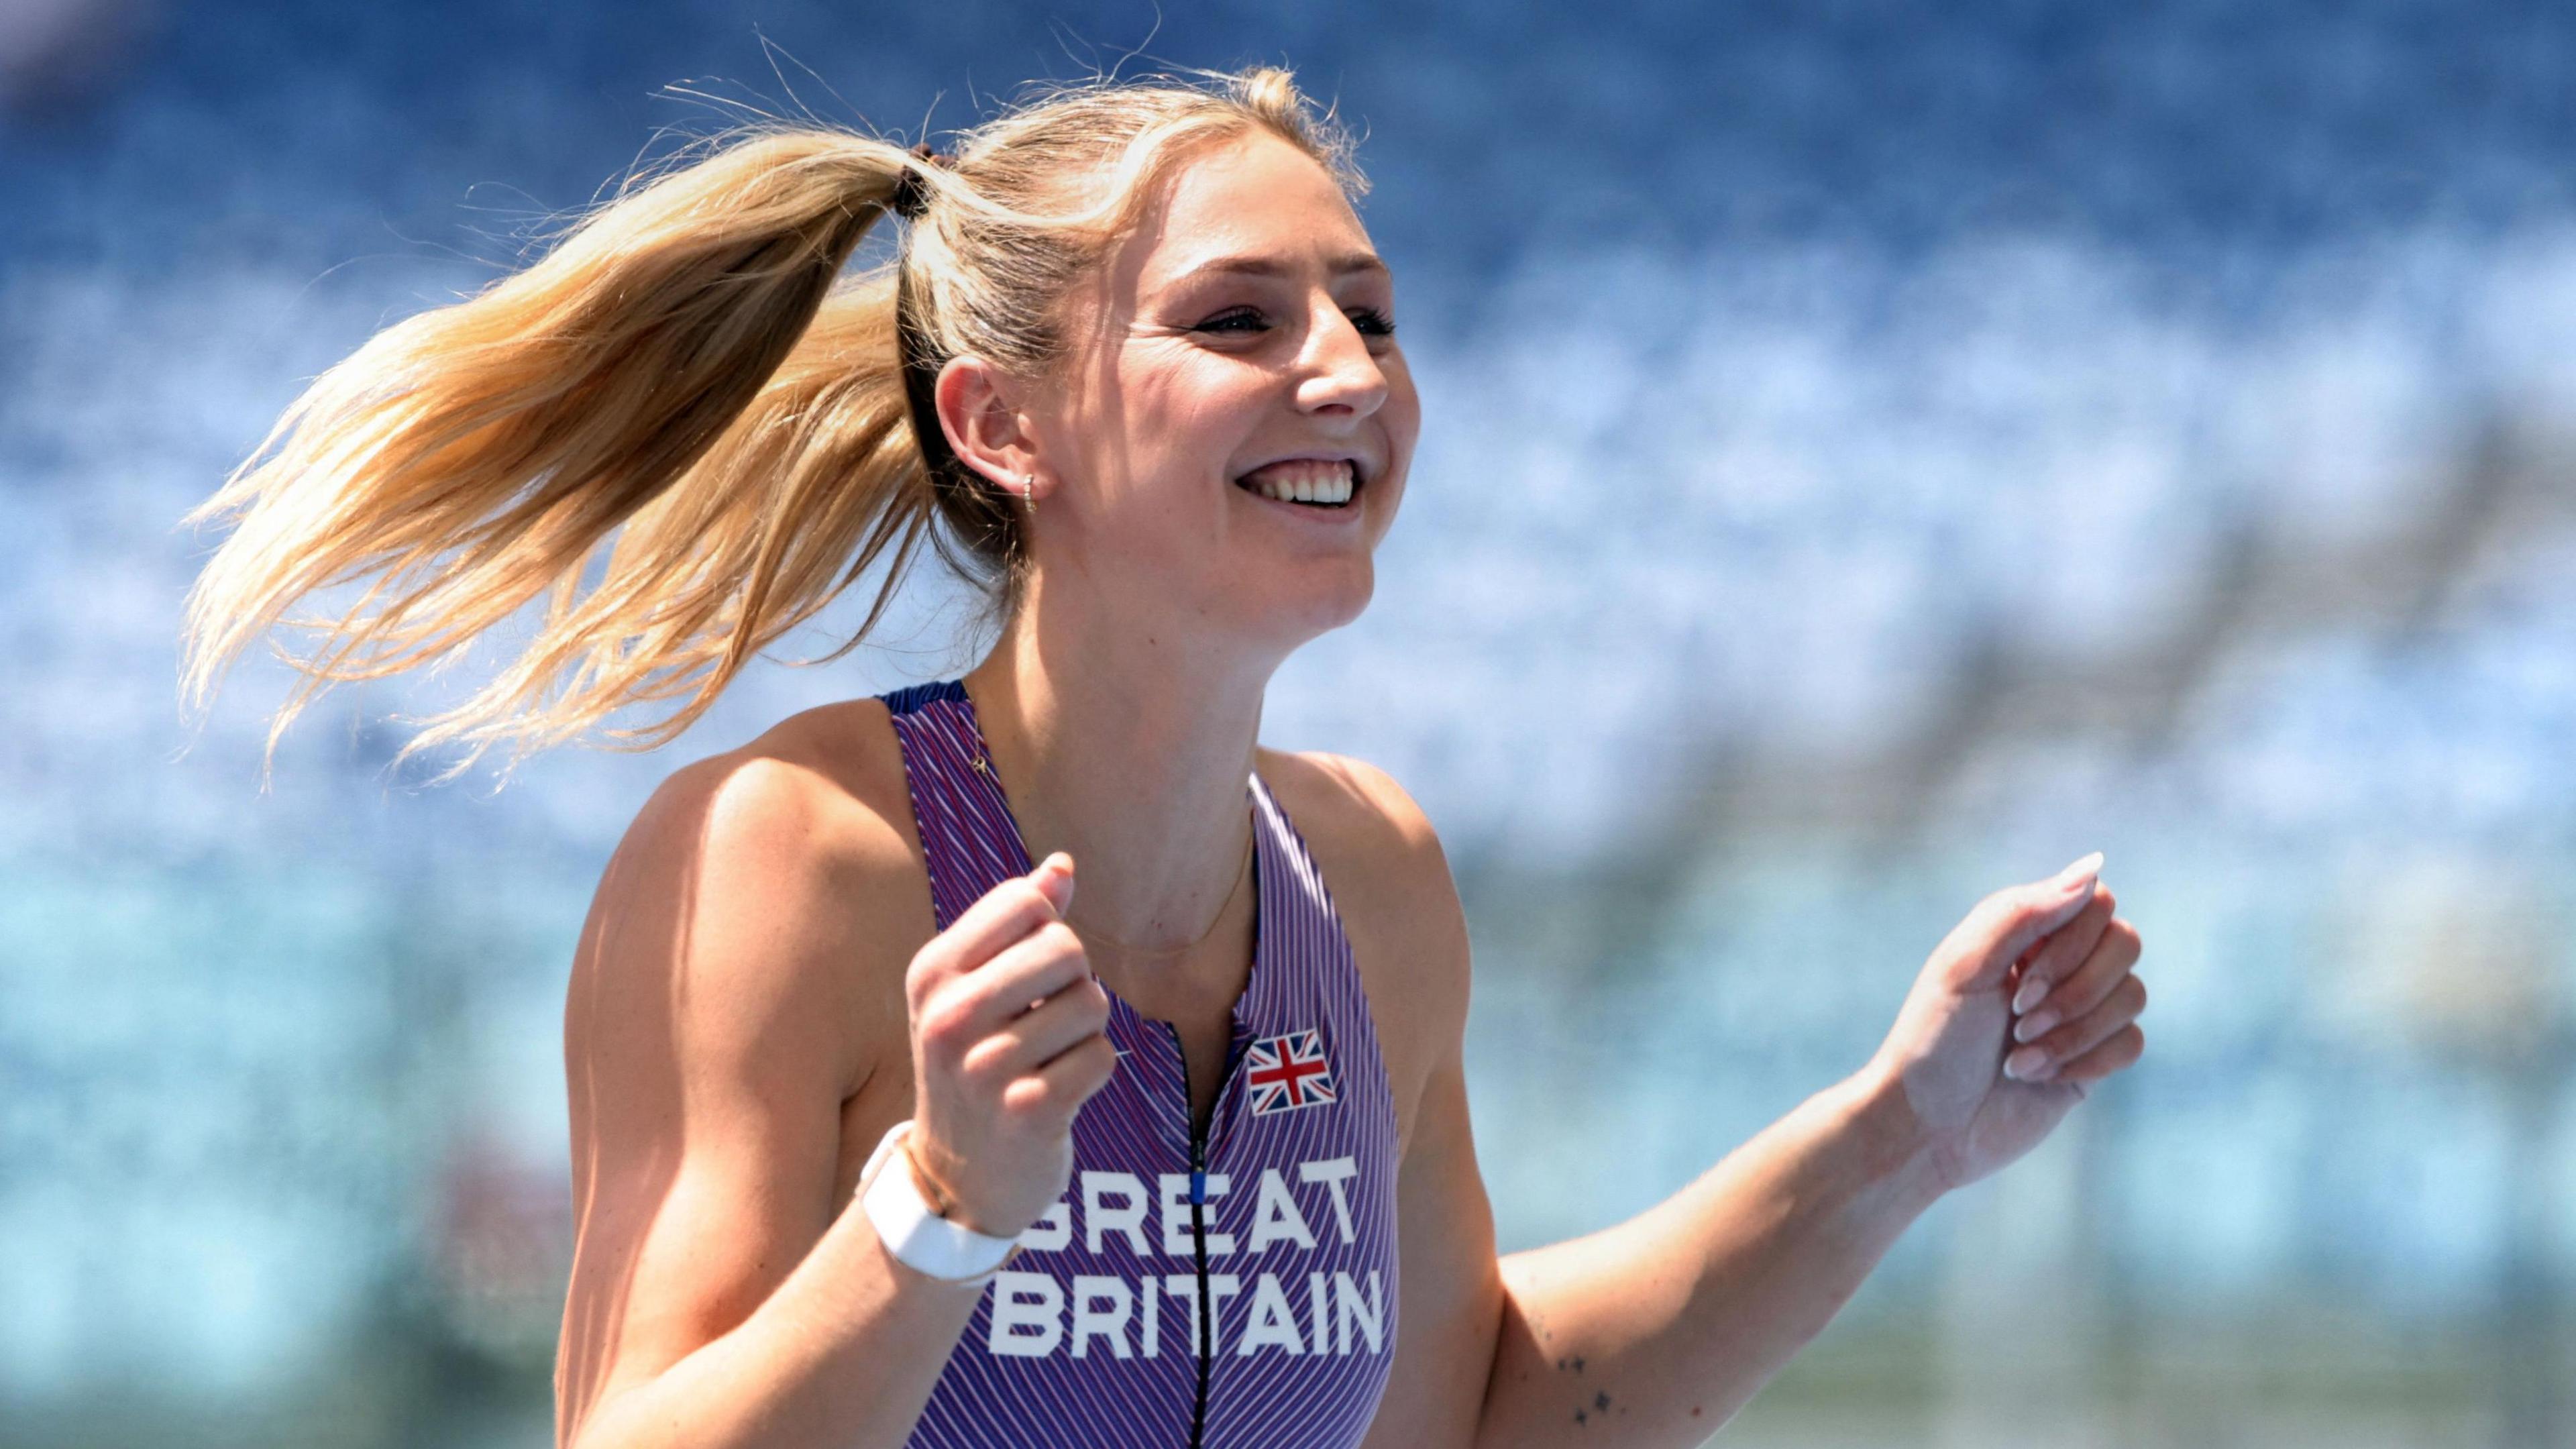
[560, 1375, 656, 1449]
[1464, 1269, 1536, 1449]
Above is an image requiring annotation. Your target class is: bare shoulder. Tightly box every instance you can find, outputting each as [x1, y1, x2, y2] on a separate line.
[557, 696, 938, 1427]
[1253, 748, 1471, 1155]
[580, 697, 930, 1099]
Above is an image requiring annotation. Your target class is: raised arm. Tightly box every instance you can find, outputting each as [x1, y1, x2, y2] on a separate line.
[1318, 751, 2147, 1449]
[1468, 856, 2147, 1448]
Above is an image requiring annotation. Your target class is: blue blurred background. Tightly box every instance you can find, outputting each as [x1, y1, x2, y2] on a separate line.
[7, 1, 2576, 1445]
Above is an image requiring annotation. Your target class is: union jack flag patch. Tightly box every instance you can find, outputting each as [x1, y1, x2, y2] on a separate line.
[1244, 1028, 1338, 1116]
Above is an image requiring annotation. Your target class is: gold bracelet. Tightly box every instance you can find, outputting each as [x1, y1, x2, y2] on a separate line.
[904, 1130, 1028, 1277]
[900, 1134, 969, 1221]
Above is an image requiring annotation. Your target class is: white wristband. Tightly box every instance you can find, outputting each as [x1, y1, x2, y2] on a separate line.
[858, 1119, 1021, 1287]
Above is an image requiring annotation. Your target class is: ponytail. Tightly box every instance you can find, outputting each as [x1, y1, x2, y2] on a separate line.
[178, 126, 938, 783]
[180, 68, 1362, 786]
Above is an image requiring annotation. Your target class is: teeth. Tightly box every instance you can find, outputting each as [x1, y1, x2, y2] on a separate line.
[1237, 458, 1356, 507]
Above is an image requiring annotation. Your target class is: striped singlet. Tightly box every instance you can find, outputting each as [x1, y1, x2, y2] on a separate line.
[880, 679, 1401, 1449]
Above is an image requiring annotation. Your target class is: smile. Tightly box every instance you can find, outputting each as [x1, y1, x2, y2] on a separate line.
[1232, 457, 1358, 509]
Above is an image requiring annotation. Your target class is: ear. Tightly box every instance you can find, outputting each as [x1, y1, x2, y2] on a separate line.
[933, 356, 1046, 502]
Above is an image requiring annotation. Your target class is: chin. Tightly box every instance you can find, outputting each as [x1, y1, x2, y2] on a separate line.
[1236, 559, 1375, 647]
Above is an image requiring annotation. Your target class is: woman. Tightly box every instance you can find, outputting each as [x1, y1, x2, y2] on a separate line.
[178, 66, 2147, 1449]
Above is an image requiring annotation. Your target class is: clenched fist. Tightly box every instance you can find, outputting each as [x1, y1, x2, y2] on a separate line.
[901, 852, 1120, 1237]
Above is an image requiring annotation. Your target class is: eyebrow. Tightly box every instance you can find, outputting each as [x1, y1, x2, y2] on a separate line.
[1167, 251, 1392, 286]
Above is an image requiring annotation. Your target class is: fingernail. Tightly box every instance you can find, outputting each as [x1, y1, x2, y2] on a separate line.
[2013, 975, 2051, 1015]
[2006, 1045, 2049, 1080]
[1032, 852, 1074, 908]
[2055, 851, 2104, 891]
[2013, 1009, 2056, 1044]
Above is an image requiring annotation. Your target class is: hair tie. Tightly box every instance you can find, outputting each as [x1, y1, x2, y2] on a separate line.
[889, 143, 955, 222]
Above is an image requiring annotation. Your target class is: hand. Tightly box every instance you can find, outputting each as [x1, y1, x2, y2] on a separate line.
[902, 852, 1119, 1237]
[1867, 852, 2148, 1195]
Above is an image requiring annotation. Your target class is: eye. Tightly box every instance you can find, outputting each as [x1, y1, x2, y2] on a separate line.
[1190, 304, 1395, 340]
[1193, 307, 1270, 335]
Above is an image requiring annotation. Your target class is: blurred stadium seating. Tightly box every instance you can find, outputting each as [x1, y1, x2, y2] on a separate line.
[4, 3, 2573, 1444]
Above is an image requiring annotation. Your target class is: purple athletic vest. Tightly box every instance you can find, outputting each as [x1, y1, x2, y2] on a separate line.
[880, 679, 1401, 1448]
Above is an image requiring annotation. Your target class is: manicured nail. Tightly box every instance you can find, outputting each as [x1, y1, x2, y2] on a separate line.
[2055, 851, 2104, 892]
[2006, 1045, 2049, 1080]
[2013, 1010, 2057, 1044]
[2013, 974, 2051, 1015]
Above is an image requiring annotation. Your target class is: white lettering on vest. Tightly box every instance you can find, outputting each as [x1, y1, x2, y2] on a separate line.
[1157, 1170, 1233, 1255]
[1069, 1275, 1133, 1360]
[1082, 1171, 1150, 1254]
[1237, 1273, 1307, 1356]
[1163, 1273, 1199, 1351]
[1299, 1157, 1360, 1244]
[971, 1264, 1384, 1360]
[1244, 1167, 1318, 1252]
[1204, 1273, 1242, 1357]
[1018, 1199, 1070, 1253]
[987, 1272, 1062, 1357]
[1333, 1269, 1384, 1356]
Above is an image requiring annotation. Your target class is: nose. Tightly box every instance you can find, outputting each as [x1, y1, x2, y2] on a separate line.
[1293, 300, 1389, 420]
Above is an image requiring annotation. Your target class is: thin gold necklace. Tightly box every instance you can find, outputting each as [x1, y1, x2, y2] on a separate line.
[1066, 825, 1256, 962]
[965, 722, 1256, 961]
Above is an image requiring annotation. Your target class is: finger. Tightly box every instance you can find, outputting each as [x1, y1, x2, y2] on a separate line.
[1002, 1032, 1120, 1118]
[2047, 1022, 2145, 1085]
[961, 974, 1112, 1082]
[2012, 972, 2147, 1081]
[1031, 851, 1075, 914]
[2010, 884, 2115, 1014]
[935, 920, 1091, 1037]
[1952, 851, 2104, 990]
[2010, 915, 2141, 1043]
[914, 863, 1071, 996]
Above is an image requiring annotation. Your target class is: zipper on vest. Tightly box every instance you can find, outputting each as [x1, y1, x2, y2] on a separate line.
[1187, 1120, 1212, 1449]
[1174, 1024, 1245, 1449]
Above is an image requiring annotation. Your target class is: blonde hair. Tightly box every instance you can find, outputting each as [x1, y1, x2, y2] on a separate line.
[178, 65, 1364, 784]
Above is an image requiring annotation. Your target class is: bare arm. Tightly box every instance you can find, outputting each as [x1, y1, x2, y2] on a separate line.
[1472, 1063, 1939, 1445]
[552, 753, 981, 1449]
[1322, 753, 2147, 1449]
[1346, 837, 1939, 1448]
[563, 1151, 989, 1449]
[1467, 861, 2147, 1448]
[548, 757, 979, 1444]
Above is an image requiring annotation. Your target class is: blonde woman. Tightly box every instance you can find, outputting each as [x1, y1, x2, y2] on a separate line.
[179, 66, 2148, 1449]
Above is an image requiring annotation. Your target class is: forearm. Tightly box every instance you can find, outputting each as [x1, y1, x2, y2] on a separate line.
[1470, 1060, 1945, 1449]
[566, 1197, 985, 1449]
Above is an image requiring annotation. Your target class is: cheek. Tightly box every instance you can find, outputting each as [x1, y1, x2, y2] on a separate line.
[1051, 384, 1202, 513]
[1131, 370, 1271, 492]
[1387, 377, 1424, 462]
[1373, 373, 1425, 505]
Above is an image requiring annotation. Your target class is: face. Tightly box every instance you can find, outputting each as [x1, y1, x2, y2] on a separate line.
[1003, 131, 1420, 658]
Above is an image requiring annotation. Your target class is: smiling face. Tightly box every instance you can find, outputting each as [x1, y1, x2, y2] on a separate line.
[1008, 129, 1420, 659]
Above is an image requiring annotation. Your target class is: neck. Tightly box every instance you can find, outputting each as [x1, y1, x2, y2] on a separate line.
[959, 568, 1278, 996]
